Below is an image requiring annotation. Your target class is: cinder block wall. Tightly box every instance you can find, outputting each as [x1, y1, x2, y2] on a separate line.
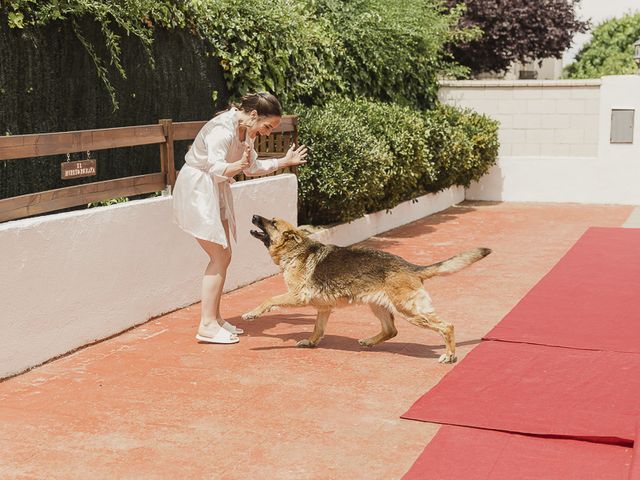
[439, 80, 601, 158]
[440, 76, 640, 205]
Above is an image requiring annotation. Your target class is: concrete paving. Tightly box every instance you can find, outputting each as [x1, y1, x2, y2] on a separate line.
[0, 201, 633, 479]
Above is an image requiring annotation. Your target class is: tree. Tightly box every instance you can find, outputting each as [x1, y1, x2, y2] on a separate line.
[446, 0, 588, 75]
[564, 12, 640, 79]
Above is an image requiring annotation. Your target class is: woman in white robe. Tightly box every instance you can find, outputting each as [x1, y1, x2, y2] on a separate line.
[172, 92, 307, 344]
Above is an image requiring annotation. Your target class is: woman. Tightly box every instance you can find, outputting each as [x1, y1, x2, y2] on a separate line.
[173, 92, 307, 344]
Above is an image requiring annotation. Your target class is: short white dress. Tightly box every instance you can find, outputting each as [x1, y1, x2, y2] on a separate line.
[172, 108, 280, 248]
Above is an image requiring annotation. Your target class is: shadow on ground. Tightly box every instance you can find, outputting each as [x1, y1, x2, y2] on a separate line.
[352, 204, 483, 250]
[224, 312, 482, 360]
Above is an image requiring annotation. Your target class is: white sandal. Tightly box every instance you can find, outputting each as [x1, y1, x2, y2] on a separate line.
[196, 323, 239, 344]
[222, 321, 244, 335]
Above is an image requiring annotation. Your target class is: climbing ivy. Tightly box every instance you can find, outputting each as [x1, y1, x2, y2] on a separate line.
[2, 0, 472, 109]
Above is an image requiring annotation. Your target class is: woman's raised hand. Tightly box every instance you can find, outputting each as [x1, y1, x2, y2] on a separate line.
[240, 144, 252, 169]
[283, 144, 308, 167]
[224, 145, 252, 177]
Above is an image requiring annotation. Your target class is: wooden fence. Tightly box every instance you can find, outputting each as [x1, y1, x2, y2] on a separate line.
[0, 115, 298, 223]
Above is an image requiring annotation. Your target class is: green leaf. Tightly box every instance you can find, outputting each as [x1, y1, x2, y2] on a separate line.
[8, 11, 24, 29]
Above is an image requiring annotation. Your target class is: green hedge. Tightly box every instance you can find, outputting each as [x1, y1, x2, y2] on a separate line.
[2, 1, 490, 220]
[3, 0, 470, 110]
[296, 100, 395, 225]
[297, 98, 499, 225]
[301, 0, 471, 109]
[423, 104, 500, 192]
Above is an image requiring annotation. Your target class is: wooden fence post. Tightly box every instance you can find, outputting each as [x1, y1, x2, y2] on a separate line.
[159, 119, 176, 189]
[292, 116, 299, 175]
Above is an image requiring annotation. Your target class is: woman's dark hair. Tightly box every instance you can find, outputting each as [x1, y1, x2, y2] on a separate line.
[237, 92, 282, 117]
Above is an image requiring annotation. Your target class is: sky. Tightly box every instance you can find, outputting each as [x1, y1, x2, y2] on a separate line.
[563, 0, 640, 65]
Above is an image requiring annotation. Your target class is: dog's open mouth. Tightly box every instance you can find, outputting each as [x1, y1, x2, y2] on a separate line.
[250, 215, 270, 247]
[250, 229, 267, 241]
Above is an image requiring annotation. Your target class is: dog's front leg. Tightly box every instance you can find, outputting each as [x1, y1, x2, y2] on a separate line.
[242, 292, 301, 321]
[297, 308, 332, 348]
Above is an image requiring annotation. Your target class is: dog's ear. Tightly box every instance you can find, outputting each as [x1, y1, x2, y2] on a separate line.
[283, 230, 304, 244]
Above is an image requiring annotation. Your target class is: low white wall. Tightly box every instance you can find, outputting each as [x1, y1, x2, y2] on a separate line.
[441, 76, 640, 205]
[0, 174, 297, 379]
[310, 187, 465, 246]
[465, 156, 640, 204]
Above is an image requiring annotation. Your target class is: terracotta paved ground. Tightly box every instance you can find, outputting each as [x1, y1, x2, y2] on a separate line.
[0, 202, 634, 479]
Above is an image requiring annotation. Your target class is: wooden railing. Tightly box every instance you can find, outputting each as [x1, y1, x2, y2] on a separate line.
[0, 115, 298, 223]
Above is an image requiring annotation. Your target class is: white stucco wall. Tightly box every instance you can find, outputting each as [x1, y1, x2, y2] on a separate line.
[464, 155, 640, 204]
[597, 76, 640, 159]
[439, 79, 601, 157]
[441, 76, 640, 205]
[0, 174, 297, 379]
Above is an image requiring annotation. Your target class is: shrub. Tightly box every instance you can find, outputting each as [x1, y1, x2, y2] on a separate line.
[304, 0, 471, 109]
[314, 99, 438, 211]
[296, 100, 394, 225]
[3, 0, 472, 110]
[297, 98, 499, 225]
[423, 104, 499, 192]
[183, 0, 342, 108]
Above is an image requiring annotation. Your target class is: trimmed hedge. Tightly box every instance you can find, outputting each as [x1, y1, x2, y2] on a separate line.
[423, 104, 500, 192]
[297, 98, 499, 225]
[296, 101, 395, 225]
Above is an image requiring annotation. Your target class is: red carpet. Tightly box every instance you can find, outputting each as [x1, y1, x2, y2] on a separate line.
[402, 426, 634, 480]
[485, 227, 640, 353]
[402, 341, 640, 445]
[402, 227, 640, 478]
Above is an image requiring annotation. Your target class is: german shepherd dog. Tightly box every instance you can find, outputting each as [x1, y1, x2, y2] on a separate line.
[243, 215, 491, 363]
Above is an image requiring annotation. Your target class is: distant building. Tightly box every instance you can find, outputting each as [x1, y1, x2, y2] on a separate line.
[476, 58, 564, 80]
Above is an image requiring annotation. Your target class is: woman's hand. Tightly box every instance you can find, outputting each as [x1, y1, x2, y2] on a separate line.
[223, 145, 252, 177]
[281, 144, 308, 168]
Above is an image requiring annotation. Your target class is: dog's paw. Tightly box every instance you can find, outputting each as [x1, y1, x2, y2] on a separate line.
[358, 338, 375, 348]
[438, 353, 457, 364]
[241, 311, 259, 321]
[296, 339, 316, 348]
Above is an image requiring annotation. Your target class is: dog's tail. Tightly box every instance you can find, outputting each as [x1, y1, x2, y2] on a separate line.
[415, 248, 491, 280]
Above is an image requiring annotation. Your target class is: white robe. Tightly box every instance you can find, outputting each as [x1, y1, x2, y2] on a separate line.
[172, 108, 280, 248]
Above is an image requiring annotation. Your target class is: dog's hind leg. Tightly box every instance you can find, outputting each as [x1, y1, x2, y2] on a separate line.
[358, 304, 397, 348]
[406, 313, 456, 364]
[297, 308, 332, 348]
[394, 289, 456, 363]
[242, 292, 302, 321]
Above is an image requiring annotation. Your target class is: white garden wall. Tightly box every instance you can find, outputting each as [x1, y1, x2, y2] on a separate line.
[439, 79, 601, 158]
[0, 174, 297, 379]
[440, 76, 640, 205]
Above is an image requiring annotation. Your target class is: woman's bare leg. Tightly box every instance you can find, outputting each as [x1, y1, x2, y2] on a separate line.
[196, 221, 232, 328]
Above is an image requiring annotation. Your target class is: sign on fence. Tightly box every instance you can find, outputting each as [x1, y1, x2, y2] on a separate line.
[61, 159, 97, 179]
